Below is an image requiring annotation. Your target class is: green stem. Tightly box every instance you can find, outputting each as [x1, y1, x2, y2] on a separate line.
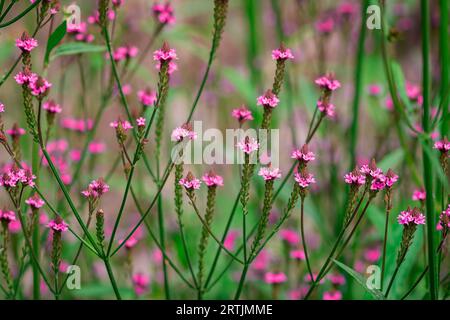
[439, 0, 449, 136]
[420, 0, 437, 300]
[349, 0, 369, 168]
[103, 259, 122, 300]
[300, 195, 314, 281]
[380, 208, 390, 291]
[0, 0, 41, 27]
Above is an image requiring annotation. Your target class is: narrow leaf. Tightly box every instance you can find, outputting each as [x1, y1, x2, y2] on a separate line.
[44, 21, 67, 67]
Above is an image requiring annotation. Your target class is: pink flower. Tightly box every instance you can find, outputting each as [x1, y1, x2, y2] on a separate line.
[112, 0, 123, 8]
[138, 89, 157, 106]
[397, 208, 426, 226]
[317, 100, 335, 117]
[152, 2, 175, 25]
[291, 144, 315, 163]
[81, 178, 109, 199]
[88, 141, 106, 154]
[0, 102, 4, 113]
[179, 172, 201, 190]
[405, 82, 421, 102]
[290, 249, 305, 260]
[48, 218, 69, 232]
[323, 290, 342, 300]
[112, 45, 138, 61]
[272, 45, 294, 60]
[364, 248, 381, 263]
[439, 205, 450, 229]
[43, 100, 62, 114]
[370, 175, 386, 191]
[294, 172, 316, 188]
[25, 194, 45, 209]
[237, 137, 259, 154]
[171, 123, 197, 142]
[367, 84, 382, 96]
[264, 272, 287, 284]
[360, 159, 383, 179]
[14, 69, 37, 85]
[329, 274, 346, 286]
[0, 210, 16, 223]
[132, 273, 150, 296]
[257, 90, 279, 108]
[279, 229, 299, 245]
[29, 76, 52, 97]
[344, 168, 366, 186]
[6, 124, 26, 138]
[0, 166, 36, 188]
[120, 236, 138, 249]
[315, 17, 335, 34]
[231, 105, 253, 123]
[412, 189, 426, 201]
[16, 32, 38, 52]
[136, 117, 146, 127]
[202, 171, 224, 187]
[156, 60, 178, 74]
[153, 42, 177, 61]
[384, 169, 398, 188]
[252, 250, 269, 271]
[224, 230, 239, 250]
[434, 138, 450, 153]
[258, 166, 282, 181]
[109, 119, 133, 131]
[315, 74, 341, 91]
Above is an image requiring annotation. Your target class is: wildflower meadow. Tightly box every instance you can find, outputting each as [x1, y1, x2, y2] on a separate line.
[0, 0, 448, 304]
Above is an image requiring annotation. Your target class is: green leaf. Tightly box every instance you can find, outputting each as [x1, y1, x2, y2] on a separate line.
[378, 149, 404, 171]
[332, 259, 385, 300]
[44, 21, 67, 67]
[50, 42, 106, 61]
[391, 60, 414, 113]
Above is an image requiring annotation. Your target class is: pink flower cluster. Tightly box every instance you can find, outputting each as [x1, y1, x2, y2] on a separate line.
[25, 194, 45, 209]
[236, 137, 259, 155]
[291, 144, 315, 163]
[153, 45, 177, 62]
[6, 124, 26, 138]
[67, 22, 94, 43]
[0, 102, 4, 113]
[113, 45, 138, 62]
[138, 89, 157, 106]
[412, 189, 426, 202]
[43, 100, 62, 114]
[0, 210, 16, 223]
[0, 166, 36, 188]
[271, 46, 294, 61]
[171, 124, 197, 142]
[132, 273, 150, 296]
[179, 173, 202, 190]
[15, 71, 52, 97]
[439, 205, 450, 229]
[397, 208, 426, 226]
[279, 229, 299, 245]
[315, 74, 341, 92]
[152, 2, 175, 25]
[257, 90, 279, 108]
[344, 168, 366, 186]
[110, 119, 133, 131]
[434, 138, 449, 154]
[16, 33, 38, 52]
[61, 118, 93, 132]
[264, 272, 287, 284]
[81, 179, 110, 199]
[258, 166, 282, 181]
[202, 171, 224, 187]
[294, 172, 316, 188]
[317, 100, 335, 118]
[48, 219, 69, 232]
[231, 105, 253, 124]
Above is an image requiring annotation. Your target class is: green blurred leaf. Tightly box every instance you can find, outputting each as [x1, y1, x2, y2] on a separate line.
[45, 21, 67, 67]
[332, 259, 385, 300]
[378, 149, 404, 171]
[50, 42, 106, 61]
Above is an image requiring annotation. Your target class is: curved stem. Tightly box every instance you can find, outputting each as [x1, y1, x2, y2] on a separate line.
[300, 196, 314, 281]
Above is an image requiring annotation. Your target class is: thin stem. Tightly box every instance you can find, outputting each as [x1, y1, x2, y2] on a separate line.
[300, 196, 314, 281]
[103, 258, 122, 300]
[349, 0, 369, 168]
[0, 0, 41, 27]
[380, 208, 390, 291]
[420, 0, 437, 300]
